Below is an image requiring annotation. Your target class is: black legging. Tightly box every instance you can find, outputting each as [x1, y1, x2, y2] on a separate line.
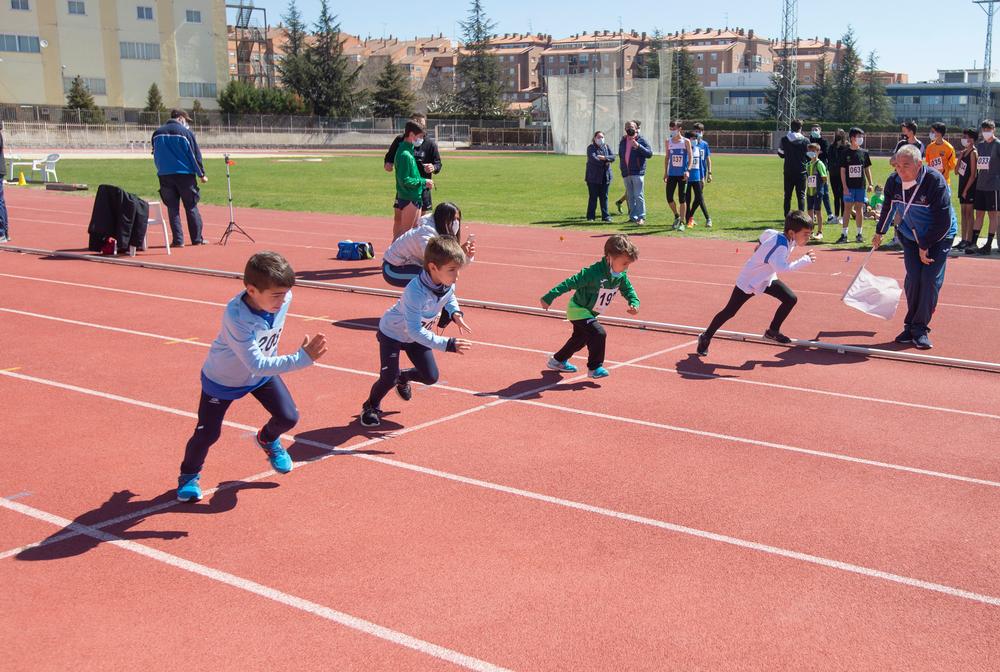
[830, 176, 845, 218]
[553, 318, 607, 370]
[783, 173, 806, 215]
[367, 330, 440, 408]
[686, 181, 710, 221]
[181, 376, 299, 475]
[704, 280, 798, 339]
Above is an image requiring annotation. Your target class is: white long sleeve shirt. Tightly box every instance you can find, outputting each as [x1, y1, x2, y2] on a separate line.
[735, 229, 813, 295]
[384, 215, 436, 267]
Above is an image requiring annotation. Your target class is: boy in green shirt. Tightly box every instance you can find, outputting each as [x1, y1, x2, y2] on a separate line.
[541, 234, 640, 378]
[805, 142, 829, 240]
[393, 120, 434, 240]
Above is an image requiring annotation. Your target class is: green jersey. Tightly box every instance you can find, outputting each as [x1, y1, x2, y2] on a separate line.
[541, 258, 640, 321]
[806, 159, 828, 196]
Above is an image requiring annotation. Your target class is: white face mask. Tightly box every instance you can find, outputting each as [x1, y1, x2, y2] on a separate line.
[856, 137, 865, 146]
[413, 137, 424, 147]
[595, 138, 605, 146]
[929, 133, 938, 142]
[670, 129, 680, 137]
[961, 138, 971, 148]
[984, 130, 995, 140]
[449, 219, 460, 235]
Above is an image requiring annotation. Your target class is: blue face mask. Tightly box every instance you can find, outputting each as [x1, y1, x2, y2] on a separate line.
[608, 258, 624, 278]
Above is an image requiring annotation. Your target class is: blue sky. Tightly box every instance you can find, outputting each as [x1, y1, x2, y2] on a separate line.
[236, 0, 990, 83]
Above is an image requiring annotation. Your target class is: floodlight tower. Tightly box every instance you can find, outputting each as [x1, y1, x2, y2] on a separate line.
[976, 0, 999, 122]
[775, 0, 798, 130]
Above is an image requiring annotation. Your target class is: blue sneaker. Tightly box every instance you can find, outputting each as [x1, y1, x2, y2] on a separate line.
[546, 357, 578, 373]
[176, 473, 202, 502]
[257, 430, 293, 473]
[588, 366, 610, 379]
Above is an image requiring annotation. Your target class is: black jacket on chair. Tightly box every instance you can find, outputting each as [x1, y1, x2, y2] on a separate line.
[88, 184, 149, 251]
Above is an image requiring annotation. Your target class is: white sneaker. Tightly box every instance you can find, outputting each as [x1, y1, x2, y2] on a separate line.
[812, 232, 823, 240]
[826, 215, 837, 224]
[837, 217, 844, 225]
[705, 219, 713, 228]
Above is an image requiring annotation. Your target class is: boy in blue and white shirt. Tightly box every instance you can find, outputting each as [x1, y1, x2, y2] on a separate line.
[176, 252, 328, 501]
[361, 236, 472, 427]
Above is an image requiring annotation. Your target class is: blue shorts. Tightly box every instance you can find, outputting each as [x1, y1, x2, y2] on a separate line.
[844, 188, 868, 204]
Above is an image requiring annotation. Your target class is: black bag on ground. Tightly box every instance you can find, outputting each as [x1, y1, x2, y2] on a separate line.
[88, 184, 149, 252]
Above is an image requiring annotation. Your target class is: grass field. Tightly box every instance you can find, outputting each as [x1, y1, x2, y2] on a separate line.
[36, 152, 914, 242]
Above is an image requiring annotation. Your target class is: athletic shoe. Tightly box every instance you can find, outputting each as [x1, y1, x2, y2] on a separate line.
[977, 244, 993, 255]
[616, 200, 623, 214]
[763, 329, 792, 345]
[835, 234, 849, 244]
[837, 217, 844, 225]
[705, 219, 713, 228]
[686, 219, 696, 228]
[965, 245, 980, 255]
[191, 240, 208, 246]
[855, 233, 865, 244]
[894, 329, 913, 344]
[395, 375, 412, 401]
[956, 240, 969, 250]
[913, 333, 933, 350]
[546, 357, 578, 373]
[176, 473, 202, 502]
[0, 235, 8, 243]
[588, 366, 610, 379]
[827, 215, 837, 224]
[360, 402, 381, 427]
[171, 241, 185, 248]
[696, 333, 710, 356]
[586, 217, 596, 222]
[257, 430, 293, 473]
[811, 232, 824, 240]
[636, 218, 645, 226]
[602, 216, 613, 222]
[671, 217, 682, 230]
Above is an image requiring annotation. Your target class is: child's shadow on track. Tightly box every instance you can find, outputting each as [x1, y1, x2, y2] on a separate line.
[16, 481, 276, 562]
[297, 266, 382, 282]
[475, 370, 599, 400]
[289, 425, 397, 464]
[676, 345, 868, 377]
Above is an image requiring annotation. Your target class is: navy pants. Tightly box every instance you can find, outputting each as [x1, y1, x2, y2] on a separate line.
[367, 330, 439, 408]
[180, 376, 299, 475]
[159, 173, 204, 245]
[704, 280, 797, 339]
[382, 260, 423, 288]
[900, 235, 952, 337]
[554, 318, 607, 370]
[586, 182, 610, 220]
[0, 178, 7, 238]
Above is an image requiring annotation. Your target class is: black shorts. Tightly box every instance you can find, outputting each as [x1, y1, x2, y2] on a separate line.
[393, 197, 422, 210]
[959, 188, 976, 205]
[974, 189, 999, 212]
[665, 175, 688, 202]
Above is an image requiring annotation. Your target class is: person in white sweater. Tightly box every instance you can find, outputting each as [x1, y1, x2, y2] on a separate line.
[697, 211, 816, 355]
[382, 202, 476, 287]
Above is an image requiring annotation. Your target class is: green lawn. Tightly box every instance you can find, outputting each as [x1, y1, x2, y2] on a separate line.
[38, 152, 913, 242]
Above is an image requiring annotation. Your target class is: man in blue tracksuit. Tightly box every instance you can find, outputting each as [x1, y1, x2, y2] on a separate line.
[872, 144, 957, 350]
[152, 109, 207, 246]
[618, 120, 654, 225]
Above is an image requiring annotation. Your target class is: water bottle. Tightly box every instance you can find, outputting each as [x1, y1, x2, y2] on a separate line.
[466, 231, 476, 262]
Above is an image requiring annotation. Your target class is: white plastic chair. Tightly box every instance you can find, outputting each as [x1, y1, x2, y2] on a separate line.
[136, 200, 171, 256]
[30, 154, 60, 183]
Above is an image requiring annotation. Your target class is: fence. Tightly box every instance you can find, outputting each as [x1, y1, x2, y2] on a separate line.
[469, 127, 550, 149]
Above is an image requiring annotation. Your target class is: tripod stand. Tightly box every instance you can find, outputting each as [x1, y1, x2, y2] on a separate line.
[219, 153, 254, 245]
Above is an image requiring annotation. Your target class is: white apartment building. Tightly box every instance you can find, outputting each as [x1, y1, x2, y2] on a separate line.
[0, 0, 228, 109]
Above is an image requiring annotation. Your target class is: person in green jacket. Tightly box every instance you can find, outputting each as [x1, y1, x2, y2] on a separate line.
[540, 234, 640, 378]
[393, 120, 434, 240]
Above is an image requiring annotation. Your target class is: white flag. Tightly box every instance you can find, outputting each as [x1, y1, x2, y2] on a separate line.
[843, 266, 902, 320]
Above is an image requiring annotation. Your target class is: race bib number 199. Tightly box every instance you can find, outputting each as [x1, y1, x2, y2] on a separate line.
[594, 287, 618, 314]
[848, 165, 863, 179]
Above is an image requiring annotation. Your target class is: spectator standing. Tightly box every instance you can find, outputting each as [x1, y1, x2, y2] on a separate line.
[585, 131, 615, 222]
[777, 119, 809, 215]
[618, 120, 653, 226]
[151, 109, 207, 247]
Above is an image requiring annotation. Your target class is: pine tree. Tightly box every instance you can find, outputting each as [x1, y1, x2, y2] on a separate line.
[65, 75, 105, 123]
[639, 28, 664, 79]
[456, 0, 504, 117]
[671, 48, 708, 120]
[191, 99, 204, 122]
[143, 83, 167, 124]
[801, 57, 834, 121]
[862, 51, 892, 125]
[276, 0, 314, 106]
[832, 27, 865, 124]
[760, 73, 782, 120]
[372, 57, 416, 118]
[218, 80, 261, 113]
[303, 0, 360, 117]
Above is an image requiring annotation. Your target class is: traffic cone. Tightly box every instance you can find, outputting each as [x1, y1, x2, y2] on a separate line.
[17, 171, 27, 186]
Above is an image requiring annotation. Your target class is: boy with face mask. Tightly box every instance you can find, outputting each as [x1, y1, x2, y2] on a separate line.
[805, 143, 828, 238]
[924, 122, 956, 184]
[971, 119, 1000, 254]
[393, 121, 435, 241]
[955, 128, 979, 251]
[839, 127, 872, 244]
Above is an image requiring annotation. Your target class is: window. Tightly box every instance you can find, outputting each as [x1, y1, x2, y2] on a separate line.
[11, 0, 30, 10]
[696, 53, 703, 60]
[179, 81, 217, 97]
[710, 66, 717, 75]
[67, 0, 84, 14]
[120, 41, 161, 59]
[804, 61, 811, 69]
[62, 76, 106, 95]
[560, 55, 565, 62]
[804, 75, 812, 83]
[711, 53, 717, 60]
[136, 5, 152, 19]
[508, 67, 515, 75]
[185, 9, 201, 23]
[0, 34, 41, 53]
[696, 67, 703, 75]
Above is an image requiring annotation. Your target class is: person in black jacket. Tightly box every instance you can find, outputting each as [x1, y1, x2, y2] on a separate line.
[0, 120, 7, 242]
[777, 119, 809, 216]
[384, 113, 442, 215]
[585, 131, 615, 221]
[827, 129, 848, 225]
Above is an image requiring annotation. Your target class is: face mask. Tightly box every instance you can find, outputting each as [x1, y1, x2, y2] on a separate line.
[696, 132, 703, 138]
[626, 128, 636, 137]
[962, 138, 971, 148]
[856, 137, 865, 146]
[670, 129, 680, 138]
[448, 219, 460, 235]
[807, 151, 817, 159]
[901, 179, 917, 190]
[929, 133, 938, 142]
[414, 137, 424, 147]
[984, 130, 995, 140]
[609, 268, 624, 278]
[595, 138, 605, 146]
[811, 131, 820, 139]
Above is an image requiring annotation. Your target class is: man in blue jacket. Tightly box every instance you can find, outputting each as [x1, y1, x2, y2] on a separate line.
[152, 109, 207, 246]
[871, 144, 957, 350]
[618, 120, 653, 225]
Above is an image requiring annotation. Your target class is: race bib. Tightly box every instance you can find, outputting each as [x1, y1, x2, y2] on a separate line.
[807, 175, 817, 188]
[691, 148, 701, 159]
[958, 161, 967, 177]
[978, 155, 990, 171]
[848, 165, 863, 179]
[421, 317, 437, 331]
[593, 287, 618, 314]
[255, 326, 283, 357]
[929, 156, 944, 171]
[671, 154, 684, 167]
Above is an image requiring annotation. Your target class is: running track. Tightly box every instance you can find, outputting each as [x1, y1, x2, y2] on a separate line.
[2, 188, 999, 670]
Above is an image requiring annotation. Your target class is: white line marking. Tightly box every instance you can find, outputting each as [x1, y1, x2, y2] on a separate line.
[0, 497, 510, 672]
[3, 373, 999, 610]
[5, 308, 1000, 488]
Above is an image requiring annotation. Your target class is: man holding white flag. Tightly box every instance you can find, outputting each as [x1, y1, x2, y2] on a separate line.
[872, 144, 958, 350]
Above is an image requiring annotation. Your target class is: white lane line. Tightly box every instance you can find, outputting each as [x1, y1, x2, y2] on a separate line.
[0, 497, 511, 672]
[5, 308, 1000, 489]
[4, 272, 998, 420]
[3, 372, 999, 610]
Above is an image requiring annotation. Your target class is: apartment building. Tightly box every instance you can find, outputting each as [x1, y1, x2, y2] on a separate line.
[0, 0, 228, 109]
[662, 27, 773, 87]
